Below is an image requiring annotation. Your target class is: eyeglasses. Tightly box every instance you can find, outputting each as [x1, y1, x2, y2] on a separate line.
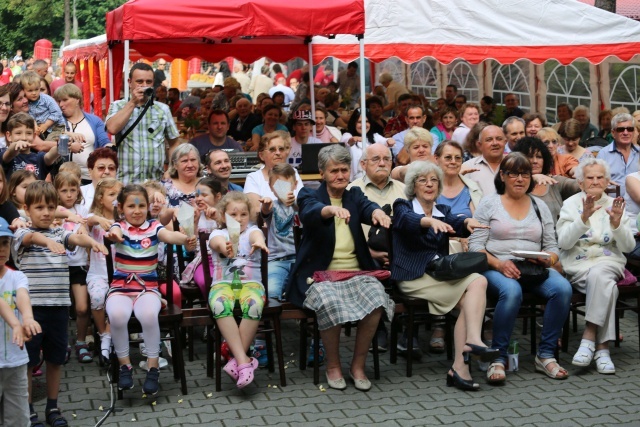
[95, 165, 117, 172]
[266, 146, 287, 153]
[614, 126, 635, 133]
[503, 171, 531, 179]
[366, 156, 392, 163]
[441, 155, 463, 163]
[415, 177, 439, 186]
[542, 139, 558, 146]
[0, 102, 10, 108]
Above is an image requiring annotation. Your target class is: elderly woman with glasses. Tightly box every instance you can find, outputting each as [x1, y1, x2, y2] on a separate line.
[469, 153, 572, 383]
[80, 147, 119, 208]
[391, 160, 497, 391]
[286, 144, 394, 392]
[536, 127, 578, 178]
[557, 158, 634, 375]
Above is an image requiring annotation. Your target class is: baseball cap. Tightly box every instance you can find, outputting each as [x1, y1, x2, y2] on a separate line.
[292, 109, 316, 125]
[0, 218, 14, 238]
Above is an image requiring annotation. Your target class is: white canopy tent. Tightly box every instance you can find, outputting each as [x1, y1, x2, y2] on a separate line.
[311, 0, 640, 122]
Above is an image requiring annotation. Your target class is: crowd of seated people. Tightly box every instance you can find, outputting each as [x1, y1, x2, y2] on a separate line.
[3, 56, 640, 426]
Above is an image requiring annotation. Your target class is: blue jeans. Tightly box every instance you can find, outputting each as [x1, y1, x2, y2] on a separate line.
[267, 258, 295, 300]
[483, 268, 572, 363]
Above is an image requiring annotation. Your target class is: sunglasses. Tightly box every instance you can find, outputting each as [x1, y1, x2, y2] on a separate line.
[614, 126, 635, 133]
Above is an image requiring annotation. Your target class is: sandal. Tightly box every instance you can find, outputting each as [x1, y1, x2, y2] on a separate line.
[30, 412, 45, 427]
[534, 356, 569, 380]
[486, 362, 506, 384]
[223, 357, 239, 381]
[75, 343, 93, 363]
[429, 327, 445, 354]
[594, 350, 616, 374]
[45, 408, 68, 427]
[236, 357, 258, 389]
[571, 339, 595, 367]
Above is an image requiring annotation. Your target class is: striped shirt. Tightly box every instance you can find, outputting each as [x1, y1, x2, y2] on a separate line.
[106, 100, 179, 185]
[28, 93, 65, 126]
[12, 227, 74, 306]
[111, 219, 164, 288]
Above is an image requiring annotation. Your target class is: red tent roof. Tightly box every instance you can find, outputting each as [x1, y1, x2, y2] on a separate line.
[106, 0, 365, 62]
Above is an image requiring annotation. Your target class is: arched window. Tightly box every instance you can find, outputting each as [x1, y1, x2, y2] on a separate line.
[545, 61, 591, 124]
[410, 59, 438, 101]
[378, 58, 405, 86]
[610, 64, 640, 112]
[447, 60, 479, 102]
[493, 61, 531, 113]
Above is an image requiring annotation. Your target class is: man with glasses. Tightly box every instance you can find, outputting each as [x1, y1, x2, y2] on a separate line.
[204, 150, 243, 192]
[597, 113, 639, 196]
[462, 125, 507, 195]
[348, 143, 406, 353]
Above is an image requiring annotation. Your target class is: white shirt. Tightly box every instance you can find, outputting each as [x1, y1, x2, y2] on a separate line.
[81, 183, 95, 208]
[0, 269, 29, 368]
[244, 166, 304, 201]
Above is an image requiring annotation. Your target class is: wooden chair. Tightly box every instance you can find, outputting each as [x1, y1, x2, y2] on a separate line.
[105, 237, 188, 398]
[201, 229, 286, 391]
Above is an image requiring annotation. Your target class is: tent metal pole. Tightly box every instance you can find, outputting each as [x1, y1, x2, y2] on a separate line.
[308, 39, 316, 138]
[124, 40, 130, 99]
[108, 48, 114, 106]
[359, 36, 366, 151]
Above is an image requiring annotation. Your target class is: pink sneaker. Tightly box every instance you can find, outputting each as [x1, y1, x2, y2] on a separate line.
[223, 358, 239, 381]
[236, 358, 258, 389]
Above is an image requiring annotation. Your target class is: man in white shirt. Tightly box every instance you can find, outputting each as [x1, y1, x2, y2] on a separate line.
[462, 125, 507, 195]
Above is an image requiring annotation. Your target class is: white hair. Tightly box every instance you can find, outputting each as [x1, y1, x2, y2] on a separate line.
[574, 158, 611, 182]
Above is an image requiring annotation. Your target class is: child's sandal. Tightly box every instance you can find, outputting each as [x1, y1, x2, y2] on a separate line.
[75, 343, 93, 363]
[45, 408, 68, 427]
[223, 357, 239, 381]
[236, 357, 258, 389]
[30, 412, 45, 427]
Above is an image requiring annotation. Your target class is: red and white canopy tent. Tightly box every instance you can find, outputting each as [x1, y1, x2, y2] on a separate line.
[105, 0, 367, 125]
[311, 0, 640, 118]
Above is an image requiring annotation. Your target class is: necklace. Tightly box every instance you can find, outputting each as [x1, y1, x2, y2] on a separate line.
[67, 116, 85, 132]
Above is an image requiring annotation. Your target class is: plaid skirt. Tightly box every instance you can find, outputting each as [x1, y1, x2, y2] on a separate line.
[303, 275, 395, 330]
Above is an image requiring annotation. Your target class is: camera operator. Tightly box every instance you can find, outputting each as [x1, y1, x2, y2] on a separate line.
[106, 63, 179, 184]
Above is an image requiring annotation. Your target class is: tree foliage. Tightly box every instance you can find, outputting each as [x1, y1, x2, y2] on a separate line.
[0, 0, 126, 58]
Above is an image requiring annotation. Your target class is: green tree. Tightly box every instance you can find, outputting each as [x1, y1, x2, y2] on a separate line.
[0, 0, 125, 58]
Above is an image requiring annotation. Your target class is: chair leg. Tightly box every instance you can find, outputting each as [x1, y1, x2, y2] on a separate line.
[572, 308, 578, 332]
[264, 320, 275, 373]
[636, 292, 640, 358]
[299, 319, 307, 371]
[313, 317, 320, 385]
[272, 315, 286, 387]
[615, 310, 621, 348]
[562, 314, 570, 353]
[445, 314, 453, 361]
[389, 315, 399, 365]
[172, 323, 188, 395]
[187, 326, 195, 362]
[406, 307, 415, 378]
[206, 325, 213, 378]
[372, 329, 380, 380]
[530, 305, 537, 356]
[214, 325, 222, 392]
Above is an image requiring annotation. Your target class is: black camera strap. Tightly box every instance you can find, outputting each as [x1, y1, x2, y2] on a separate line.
[111, 95, 154, 152]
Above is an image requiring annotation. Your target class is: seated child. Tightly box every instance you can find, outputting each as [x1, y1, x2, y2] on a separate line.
[0, 217, 41, 427]
[208, 192, 267, 389]
[13, 181, 107, 427]
[3, 113, 60, 180]
[105, 184, 196, 396]
[20, 71, 65, 141]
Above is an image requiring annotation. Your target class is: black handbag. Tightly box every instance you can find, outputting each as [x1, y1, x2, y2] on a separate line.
[367, 204, 392, 252]
[513, 197, 549, 287]
[426, 252, 489, 281]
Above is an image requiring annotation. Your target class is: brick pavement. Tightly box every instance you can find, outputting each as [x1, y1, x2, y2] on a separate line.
[30, 315, 640, 426]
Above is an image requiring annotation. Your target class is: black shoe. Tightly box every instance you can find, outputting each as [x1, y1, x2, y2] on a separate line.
[142, 367, 160, 395]
[397, 334, 422, 360]
[463, 343, 500, 364]
[446, 367, 479, 391]
[118, 365, 134, 391]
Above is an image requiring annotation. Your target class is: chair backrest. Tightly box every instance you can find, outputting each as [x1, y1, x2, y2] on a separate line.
[606, 184, 621, 198]
[104, 234, 175, 308]
[173, 219, 187, 276]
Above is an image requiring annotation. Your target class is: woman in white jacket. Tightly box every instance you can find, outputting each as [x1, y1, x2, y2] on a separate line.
[557, 158, 635, 375]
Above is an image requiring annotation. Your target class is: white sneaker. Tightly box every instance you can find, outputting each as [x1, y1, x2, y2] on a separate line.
[594, 350, 615, 374]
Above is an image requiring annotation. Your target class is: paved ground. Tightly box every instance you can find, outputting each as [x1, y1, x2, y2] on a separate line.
[31, 312, 640, 427]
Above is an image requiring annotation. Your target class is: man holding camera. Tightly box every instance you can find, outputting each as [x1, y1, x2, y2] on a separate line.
[106, 63, 179, 184]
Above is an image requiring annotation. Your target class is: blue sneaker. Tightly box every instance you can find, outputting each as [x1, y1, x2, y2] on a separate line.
[307, 339, 325, 367]
[252, 340, 268, 368]
[118, 365, 134, 391]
